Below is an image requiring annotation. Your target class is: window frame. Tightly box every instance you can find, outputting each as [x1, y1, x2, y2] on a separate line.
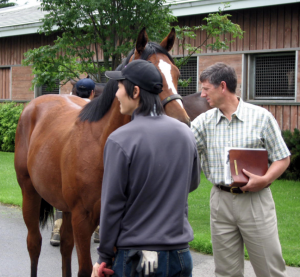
[247, 51, 297, 102]
[35, 79, 60, 98]
[0, 67, 11, 100]
[177, 56, 198, 96]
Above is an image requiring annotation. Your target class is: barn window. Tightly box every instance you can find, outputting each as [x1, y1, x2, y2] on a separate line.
[35, 79, 60, 97]
[248, 52, 296, 100]
[41, 79, 60, 95]
[0, 67, 10, 99]
[89, 62, 112, 83]
[177, 57, 197, 96]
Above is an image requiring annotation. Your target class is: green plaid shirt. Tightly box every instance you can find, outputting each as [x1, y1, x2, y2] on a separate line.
[191, 98, 290, 186]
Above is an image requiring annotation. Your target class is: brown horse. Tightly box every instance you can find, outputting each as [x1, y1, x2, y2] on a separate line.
[14, 28, 190, 277]
[182, 92, 211, 121]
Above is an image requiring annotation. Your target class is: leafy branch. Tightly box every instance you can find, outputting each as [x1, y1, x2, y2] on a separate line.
[174, 3, 244, 88]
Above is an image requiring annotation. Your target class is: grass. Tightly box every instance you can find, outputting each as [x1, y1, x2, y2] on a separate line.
[188, 172, 300, 267]
[0, 151, 22, 206]
[1, 151, 300, 266]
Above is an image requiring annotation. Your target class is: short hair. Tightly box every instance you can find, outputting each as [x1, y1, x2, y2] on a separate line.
[200, 62, 237, 93]
[120, 79, 165, 116]
[76, 89, 93, 98]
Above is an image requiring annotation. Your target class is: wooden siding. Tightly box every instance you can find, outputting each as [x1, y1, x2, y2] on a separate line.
[262, 105, 300, 131]
[198, 54, 243, 96]
[11, 66, 34, 101]
[172, 3, 300, 56]
[297, 51, 300, 102]
[0, 33, 58, 66]
[0, 33, 104, 67]
[0, 67, 10, 99]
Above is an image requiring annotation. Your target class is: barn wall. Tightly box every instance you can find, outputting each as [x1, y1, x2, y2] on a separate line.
[0, 33, 58, 67]
[11, 66, 34, 101]
[0, 67, 10, 99]
[0, 33, 103, 100]
[198, 54, 243, 96]
[172, 3, 300, 56]
[198, 53, 300, 131]
[261, 105, 300, 131]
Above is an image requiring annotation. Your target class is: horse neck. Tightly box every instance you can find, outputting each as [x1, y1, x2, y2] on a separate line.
[95, 97, 131, 146]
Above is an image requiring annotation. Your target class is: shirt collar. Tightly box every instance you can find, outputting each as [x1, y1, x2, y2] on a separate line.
[215, 96, 244, 125]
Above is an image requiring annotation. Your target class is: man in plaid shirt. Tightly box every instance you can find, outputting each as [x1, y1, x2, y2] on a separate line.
[191, 62, 290, 277]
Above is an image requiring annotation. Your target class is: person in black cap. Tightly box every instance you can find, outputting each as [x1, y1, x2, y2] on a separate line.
[91, 60, 200, 277]
[75, 78, 95, 100]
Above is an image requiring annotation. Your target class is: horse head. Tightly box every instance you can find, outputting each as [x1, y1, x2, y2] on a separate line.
[132, 27, 190, 126]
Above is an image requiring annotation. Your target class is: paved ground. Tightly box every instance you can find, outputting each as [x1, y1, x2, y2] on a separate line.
[1, 203, 299, 277]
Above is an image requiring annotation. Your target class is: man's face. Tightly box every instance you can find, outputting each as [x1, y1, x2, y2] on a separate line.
[115, 82, 139, 115]
[200, 80, 222, 108]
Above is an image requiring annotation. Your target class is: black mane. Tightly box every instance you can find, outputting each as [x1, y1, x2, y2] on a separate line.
[79, 42, 174, 122]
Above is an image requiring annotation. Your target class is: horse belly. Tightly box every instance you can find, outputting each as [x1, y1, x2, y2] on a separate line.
[27, 134, 70, 210]
[24, 97, 80, 210]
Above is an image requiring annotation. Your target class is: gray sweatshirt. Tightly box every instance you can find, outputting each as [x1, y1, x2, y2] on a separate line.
[97, 113, 200, 265]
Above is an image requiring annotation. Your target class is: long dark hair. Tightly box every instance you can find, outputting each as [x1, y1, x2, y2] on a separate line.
[120, 79, 165, 116]
[76, 89, 92, 99]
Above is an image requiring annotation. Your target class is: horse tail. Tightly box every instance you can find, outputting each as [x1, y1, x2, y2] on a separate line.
[39, 198, 54, 229]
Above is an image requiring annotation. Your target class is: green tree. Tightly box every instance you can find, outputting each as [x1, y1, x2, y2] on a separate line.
[23, 1, 243, 91]
[23, 0, 175, 89]
[0, 0, 16, 8]
[175, 4, 244, 87]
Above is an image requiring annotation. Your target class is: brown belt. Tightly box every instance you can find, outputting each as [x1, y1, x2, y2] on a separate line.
[216, 185, 248, 194]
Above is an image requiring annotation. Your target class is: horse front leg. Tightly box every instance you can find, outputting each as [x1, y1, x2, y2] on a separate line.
[21, 178, 42, 277]
[72, 209, 95, 277]
[60, 212, 74, 277]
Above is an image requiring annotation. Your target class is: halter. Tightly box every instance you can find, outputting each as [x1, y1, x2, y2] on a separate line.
[161, 94, 183, 107]
[130, 52, 183, 108]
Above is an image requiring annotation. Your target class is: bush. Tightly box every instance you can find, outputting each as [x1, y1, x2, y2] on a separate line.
[281, 128, 300, 181]
[0, 102, 24, 152]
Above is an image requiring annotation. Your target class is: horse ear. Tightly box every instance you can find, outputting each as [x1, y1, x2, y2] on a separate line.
[160, 28, 176, 52]
[70, 79, 76, 85]
[135, 27, 148, 58]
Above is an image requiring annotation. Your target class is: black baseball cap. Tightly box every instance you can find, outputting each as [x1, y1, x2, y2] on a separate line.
[105, 60, 163, 94]
[76, 78, 95, 93]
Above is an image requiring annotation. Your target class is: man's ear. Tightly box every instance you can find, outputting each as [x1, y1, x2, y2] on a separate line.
[220, 81, 227, 92]
[133, 86, 140, 99]
[89, 90, 95, 100]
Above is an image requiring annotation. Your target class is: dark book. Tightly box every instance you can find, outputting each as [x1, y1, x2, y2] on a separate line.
[228, 148, 269, 187]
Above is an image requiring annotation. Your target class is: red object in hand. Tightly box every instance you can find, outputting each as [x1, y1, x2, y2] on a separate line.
[98, 262, 114, 277]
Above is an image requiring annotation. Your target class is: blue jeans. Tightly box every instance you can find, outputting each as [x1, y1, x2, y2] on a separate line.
[112, 248, 193, 277]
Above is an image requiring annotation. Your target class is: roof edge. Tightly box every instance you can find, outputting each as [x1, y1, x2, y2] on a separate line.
[169, 0, 300, 17]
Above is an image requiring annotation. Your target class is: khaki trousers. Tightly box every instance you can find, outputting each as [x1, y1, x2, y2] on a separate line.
[210, 185, 288, 277]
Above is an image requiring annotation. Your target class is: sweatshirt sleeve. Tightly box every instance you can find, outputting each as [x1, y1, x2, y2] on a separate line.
[190, 147, 201, 193]
[97, 138, 129, 266]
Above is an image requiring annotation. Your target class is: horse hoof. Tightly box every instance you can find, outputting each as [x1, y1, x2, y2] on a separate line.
[50, 231, 60, 246]
[93, 226, 100, 243]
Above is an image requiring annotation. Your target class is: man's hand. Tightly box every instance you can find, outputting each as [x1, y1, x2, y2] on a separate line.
[91, 263, 100, 277]
[239, 157, 290, 193]
[238, 169, 268, 192]
[91, 262, 114, 277]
